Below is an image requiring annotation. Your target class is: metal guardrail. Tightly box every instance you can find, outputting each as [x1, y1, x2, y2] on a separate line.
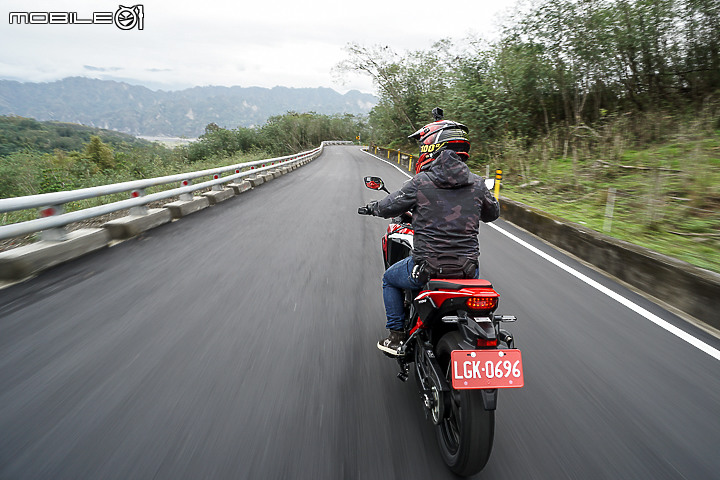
[0, 144, 331, 241]
[368, 145, 417, 173]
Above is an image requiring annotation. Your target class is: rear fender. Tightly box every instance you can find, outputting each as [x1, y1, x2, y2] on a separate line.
[449, 316, 499, 412]
[458, 315, 496, 348]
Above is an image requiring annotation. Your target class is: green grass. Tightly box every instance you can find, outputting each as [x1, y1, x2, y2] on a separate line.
[484, 133, 720, 273]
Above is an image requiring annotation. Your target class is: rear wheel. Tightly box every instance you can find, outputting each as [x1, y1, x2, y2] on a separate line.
[435, 331, 495, 476]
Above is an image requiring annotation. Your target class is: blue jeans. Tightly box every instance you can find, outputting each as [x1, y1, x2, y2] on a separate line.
[382, 256, 481, 330]
[382, 257, 424, 330]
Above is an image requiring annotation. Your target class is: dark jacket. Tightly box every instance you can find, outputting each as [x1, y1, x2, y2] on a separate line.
[370, 150, 499, 267]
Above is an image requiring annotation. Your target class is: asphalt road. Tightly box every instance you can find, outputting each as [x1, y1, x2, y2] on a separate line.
[1, 145, 719, 479]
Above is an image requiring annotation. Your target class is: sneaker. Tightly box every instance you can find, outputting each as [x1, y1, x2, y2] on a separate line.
[377, 330, 407, 356]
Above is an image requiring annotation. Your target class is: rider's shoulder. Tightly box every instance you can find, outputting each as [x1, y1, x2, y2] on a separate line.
[470, 172, 490, 189]
[411, 171, 433, 185]
[468, 171, 482, 182]
[403, 174, 426, 189]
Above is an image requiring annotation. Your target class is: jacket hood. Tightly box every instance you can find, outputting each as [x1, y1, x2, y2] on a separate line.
[425, 150, 472, 188]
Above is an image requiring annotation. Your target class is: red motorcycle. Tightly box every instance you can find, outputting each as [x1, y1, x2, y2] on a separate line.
[360, 176, 524, 476]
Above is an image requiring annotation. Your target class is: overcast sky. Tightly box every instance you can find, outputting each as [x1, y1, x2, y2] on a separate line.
[1, 0, 523, 94]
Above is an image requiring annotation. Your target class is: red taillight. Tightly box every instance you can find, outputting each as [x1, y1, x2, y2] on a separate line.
[477, 338, 498, 348]
[466, 297, 497, 310]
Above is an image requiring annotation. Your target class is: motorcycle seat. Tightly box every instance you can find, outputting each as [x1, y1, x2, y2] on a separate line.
[426, 279, 493, 290]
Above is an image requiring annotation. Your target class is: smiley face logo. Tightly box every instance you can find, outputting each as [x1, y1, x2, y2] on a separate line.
[114, 5, 144, 30]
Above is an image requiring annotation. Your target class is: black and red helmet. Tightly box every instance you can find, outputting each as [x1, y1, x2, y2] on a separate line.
[408, 119, 470, 174]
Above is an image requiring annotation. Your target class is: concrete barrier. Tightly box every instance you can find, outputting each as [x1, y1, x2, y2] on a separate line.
[164, 196, 210, 219]
[103, 208, 172, 240]
[228, 181, 252, 194]
[247, 176, 264, 187]
[499, 197, 720, 328]
[0, 228, 110, 280]
[202, 188, 235, 205]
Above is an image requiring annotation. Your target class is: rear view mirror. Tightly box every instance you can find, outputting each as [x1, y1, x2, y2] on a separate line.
[364, 176, 389, 193]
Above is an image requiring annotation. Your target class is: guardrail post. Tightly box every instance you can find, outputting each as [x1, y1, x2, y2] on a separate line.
[604, 187, 617, 233]
[180, 180, 193, 201]
[494, 169, 502, 200]
[211, 174, 222, 191]
[129, 189, 148, 215]
[39, 205, 66, 241]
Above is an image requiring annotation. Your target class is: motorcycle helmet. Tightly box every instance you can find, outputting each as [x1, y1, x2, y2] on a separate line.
[408, 118, 470, 174]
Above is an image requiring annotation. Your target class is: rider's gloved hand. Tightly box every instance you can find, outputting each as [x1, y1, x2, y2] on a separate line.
[411, 263, 428, 284]
[358, 204, 373, 215]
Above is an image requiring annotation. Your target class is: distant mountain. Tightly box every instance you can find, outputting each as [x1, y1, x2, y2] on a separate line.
[0, 77, 377, 137]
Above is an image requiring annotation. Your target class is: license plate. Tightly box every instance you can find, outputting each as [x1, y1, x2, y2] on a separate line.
[450, 349, 524, 389]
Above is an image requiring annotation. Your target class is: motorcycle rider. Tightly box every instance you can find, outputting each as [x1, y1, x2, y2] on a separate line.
[359, 109, 500, 355]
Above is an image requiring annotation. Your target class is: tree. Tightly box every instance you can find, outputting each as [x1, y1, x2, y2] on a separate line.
[335, 43, 420, 132]
[84, 136, 115, 170]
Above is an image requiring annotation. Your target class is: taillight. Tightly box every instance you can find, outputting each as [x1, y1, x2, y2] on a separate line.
[466, 297, 497, 310]
[477, 338, 498, 348]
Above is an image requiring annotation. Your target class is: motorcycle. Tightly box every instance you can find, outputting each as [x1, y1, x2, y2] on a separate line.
[359, 176, 524, 477]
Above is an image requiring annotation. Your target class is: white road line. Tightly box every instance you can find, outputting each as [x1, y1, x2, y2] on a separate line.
[361, 148, 720, 361]
[362, 149, 415, 177]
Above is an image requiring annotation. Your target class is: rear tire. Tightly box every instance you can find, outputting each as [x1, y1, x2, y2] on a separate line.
[435, 331, 495, 476]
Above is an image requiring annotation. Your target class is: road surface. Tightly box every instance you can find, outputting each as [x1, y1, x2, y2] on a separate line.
[1, 145, 719, 479]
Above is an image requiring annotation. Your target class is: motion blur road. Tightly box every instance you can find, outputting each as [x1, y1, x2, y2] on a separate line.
[1, 145, 719, 479]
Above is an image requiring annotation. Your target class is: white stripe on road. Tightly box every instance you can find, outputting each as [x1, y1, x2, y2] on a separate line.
[362, 149, 416, 177]
[361, 148, 720, 361]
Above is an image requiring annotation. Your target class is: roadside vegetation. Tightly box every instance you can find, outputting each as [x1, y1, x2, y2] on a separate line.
[336, 0, 720, 273]
[498, 122, 720, 273]
[0, 112, 369, 231]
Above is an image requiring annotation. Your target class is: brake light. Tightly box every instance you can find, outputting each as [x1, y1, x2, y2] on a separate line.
[477, 338, 498, 347]
[466, 297, 497, 310]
